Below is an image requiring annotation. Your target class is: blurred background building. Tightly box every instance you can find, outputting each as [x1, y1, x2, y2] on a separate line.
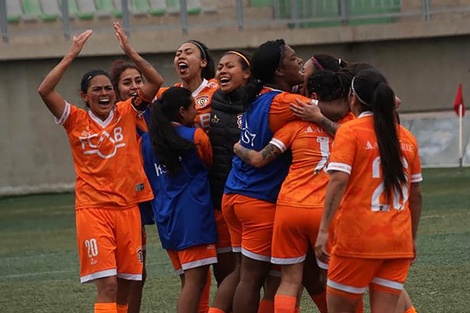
[0, 0, 469, 195]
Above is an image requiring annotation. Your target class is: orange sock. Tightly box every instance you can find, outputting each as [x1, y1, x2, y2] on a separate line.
[404, 306, 417, 313]
[274, 295, 296, 313]
[258, 299, 274, 313]
[117, 304, 128, 313]
[311, 292, 327, 313]
[94, 302, 117, 313]
[198, 269, 212, 313]
[208, 308, 225, 313]
[355, 298, 364, 313]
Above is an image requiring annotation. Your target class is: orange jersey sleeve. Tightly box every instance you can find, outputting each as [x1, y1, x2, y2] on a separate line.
[268, 92, 312, 132]
[327, 113, 422, 259]
[194, 127, 213, 168]
[59, 98, 154, 210]
[270, 121, 332, 208]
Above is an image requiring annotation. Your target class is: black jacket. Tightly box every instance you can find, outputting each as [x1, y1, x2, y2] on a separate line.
[208, 88, 245, 209]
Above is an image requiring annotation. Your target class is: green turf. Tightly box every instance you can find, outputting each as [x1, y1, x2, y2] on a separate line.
[0, 168, 469, 312]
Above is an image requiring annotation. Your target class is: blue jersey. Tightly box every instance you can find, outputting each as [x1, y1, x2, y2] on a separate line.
[224, 91, 291, 203]
[141, 126, 217, 251]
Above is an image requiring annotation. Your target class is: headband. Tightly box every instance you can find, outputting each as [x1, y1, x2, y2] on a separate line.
[311, 56, 324, 71]
[351, 77, 369, 106]
[187, 40, 207, 60]
[226, 51, 250, 67]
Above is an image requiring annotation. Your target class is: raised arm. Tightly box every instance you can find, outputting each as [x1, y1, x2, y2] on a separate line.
[38, 30, 93, 119]
[114, 22, 163, 100]
[290, 98, 339, 136]
[233, 142, 282, 168]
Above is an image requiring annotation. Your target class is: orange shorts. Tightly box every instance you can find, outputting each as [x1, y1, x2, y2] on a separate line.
[222, 193, 275, 262]
[214, 209, 232, 254]
[76, 206, 143, 283]
[327, 254, 411, 300]
[271, 205, 322, 265]
[167, 244, 217, 275]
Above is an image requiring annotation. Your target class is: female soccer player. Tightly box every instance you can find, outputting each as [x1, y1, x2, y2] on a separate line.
[315, 68, 423, 313]
[141, 87, 218, 313]
[109, 59, 154, 313]
[208, 50, 251, 313]
[37, 22, 163, 313]
[222, 39, 332, 313]
[233, 69, 354, 313]
[157, 40, 218, 132]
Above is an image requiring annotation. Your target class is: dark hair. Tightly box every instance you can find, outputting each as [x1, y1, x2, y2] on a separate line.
[186, 40, 215, 80]
[346, 62, 374, 76]
[242, 39, 285, 105]
[311, 54, 348, 73]
[223, 50, 251, 72]
[352, 68, 405, 200]
[149, 87, 196, 174]
[307, 69, 353, 101]
[110, 59, 142, 101]
[80, 69, 111, 93]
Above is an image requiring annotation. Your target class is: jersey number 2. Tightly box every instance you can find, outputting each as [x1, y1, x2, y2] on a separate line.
[371, 156, 409, 212]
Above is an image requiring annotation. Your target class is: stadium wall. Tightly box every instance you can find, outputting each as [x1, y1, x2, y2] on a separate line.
[1, 19, 469, 195]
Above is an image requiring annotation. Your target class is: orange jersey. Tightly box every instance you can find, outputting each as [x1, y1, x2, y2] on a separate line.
[265, 88, 312, 132]
[272, 121, 331, 208]
[272, 112, 355, 208]
[194, 127, 213, 168]
[58, 98, 154, 209]
[327, 112, 422, 258]
[157, 78, 219, 130]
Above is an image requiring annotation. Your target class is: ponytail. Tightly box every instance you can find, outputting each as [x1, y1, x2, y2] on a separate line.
[242, 78, 264, 109]
[353, 69, 406, 200]
[149, 87, 195, 174]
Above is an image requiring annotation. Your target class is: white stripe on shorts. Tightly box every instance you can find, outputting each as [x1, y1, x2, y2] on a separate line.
[371, 277, 404, 290]
[80, 269, 117, 284]
[327, 279, 367, 294]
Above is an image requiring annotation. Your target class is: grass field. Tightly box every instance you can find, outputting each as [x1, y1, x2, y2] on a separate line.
[0, 168, 469, 312]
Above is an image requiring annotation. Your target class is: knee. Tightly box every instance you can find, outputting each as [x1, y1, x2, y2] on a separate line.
[97, 279, 118, 300]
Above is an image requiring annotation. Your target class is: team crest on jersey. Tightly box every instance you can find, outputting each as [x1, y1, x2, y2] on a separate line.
[79, 127, 126, 159]
[196, 96, 210, 108]
[236, 114, 243, 129]
[136, 246, 143, 264]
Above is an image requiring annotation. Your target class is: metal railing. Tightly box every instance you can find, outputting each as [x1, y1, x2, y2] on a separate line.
[0, 0, 469, 43]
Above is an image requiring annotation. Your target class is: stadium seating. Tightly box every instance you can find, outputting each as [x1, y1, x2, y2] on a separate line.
[127, 0, 152, 17]
[166, 0, 206, 15]
[63, 0, 95, 20]
[94, 0, 119, 18]
[40, 0, 62, 21]
[148, 0, 166, 16]
[6, 0, 22, 23]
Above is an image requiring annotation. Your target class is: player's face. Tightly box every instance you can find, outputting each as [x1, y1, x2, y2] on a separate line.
[174, 42, 207, 82]
[301, 59, 315, 96]
[82, 75, 116, 121]
[118, 68, 144, 101]
[216, 54, 250, 94]
[278, 44, 304, 87]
